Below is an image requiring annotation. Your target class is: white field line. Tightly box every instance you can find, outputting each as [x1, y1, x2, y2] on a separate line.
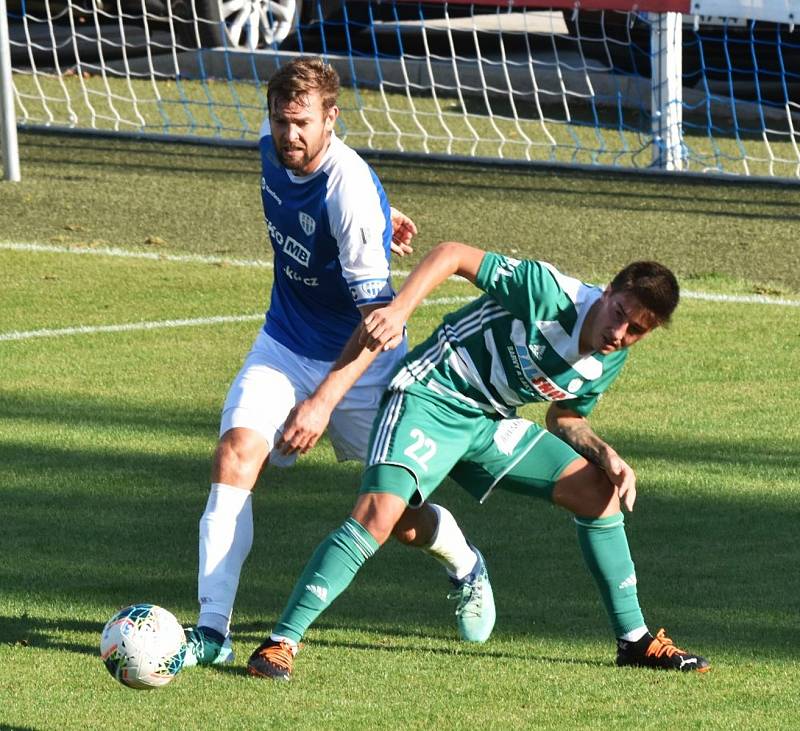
[0, 314, 263, 342]
[1, 241, 799, 343]
[0, 241, 276, 269]
[0, 297, 475, 342]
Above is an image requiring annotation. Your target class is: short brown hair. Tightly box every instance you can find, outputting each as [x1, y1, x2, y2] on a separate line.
[609, 261, 680, 326]
[267, 57, 340, 114]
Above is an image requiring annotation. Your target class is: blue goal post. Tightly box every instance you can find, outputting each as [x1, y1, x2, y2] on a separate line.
[2, 0, 800, 180]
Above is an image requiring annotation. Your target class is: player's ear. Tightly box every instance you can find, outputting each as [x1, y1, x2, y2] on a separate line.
[325, 105, 339, 132]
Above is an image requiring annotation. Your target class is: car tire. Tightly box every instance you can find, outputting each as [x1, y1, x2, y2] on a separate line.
[173, 0, 303, 49]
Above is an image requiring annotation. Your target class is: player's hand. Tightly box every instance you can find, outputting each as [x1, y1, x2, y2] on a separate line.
[601, 448, 637, 512]
[361, 306, 405, 351]
[277, 398, 332, 455]
[390, 207, 417, 257]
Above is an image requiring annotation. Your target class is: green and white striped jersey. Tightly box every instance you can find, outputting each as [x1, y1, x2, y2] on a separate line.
[390, 252, 628, 418]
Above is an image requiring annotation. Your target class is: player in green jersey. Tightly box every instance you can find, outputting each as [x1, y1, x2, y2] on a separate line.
[246, 241, 711, 679]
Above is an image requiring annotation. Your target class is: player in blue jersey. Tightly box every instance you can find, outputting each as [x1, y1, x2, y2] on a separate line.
[246, 242, 710, 680]
[182, 59, 495, 668]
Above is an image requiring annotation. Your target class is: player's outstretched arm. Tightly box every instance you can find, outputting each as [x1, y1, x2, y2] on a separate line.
[389, 207, 417, 257]
[277, 303, 388, 456]
[546, 403, 637, 512]
[362, 241, 486, 351]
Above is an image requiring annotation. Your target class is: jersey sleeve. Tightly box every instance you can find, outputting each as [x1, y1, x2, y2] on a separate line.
[558, 392, 601, 417]
[475, 253, 568, 322]
[325, 161, 393, 308]
[557, 349, 629, 416]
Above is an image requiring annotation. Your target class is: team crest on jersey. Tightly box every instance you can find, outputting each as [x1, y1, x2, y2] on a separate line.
[299, 211, 316, 236]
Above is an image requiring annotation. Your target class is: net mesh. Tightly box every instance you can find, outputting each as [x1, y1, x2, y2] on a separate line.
[6, 0, 800, 178]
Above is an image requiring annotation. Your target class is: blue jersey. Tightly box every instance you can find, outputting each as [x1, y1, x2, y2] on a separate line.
[259, 122, 395, 361]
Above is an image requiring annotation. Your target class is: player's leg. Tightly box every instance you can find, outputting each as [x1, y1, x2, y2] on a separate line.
[392, 503, 482, 585]
[246, 491, 407, 680]
[247, 390, 474, 680]
[454, 418, 708, 672]
[187, 332, 305, 667]
[390, 505, 494, 643]
[552, 460, 710, 672]
[328, 381, 493, 641]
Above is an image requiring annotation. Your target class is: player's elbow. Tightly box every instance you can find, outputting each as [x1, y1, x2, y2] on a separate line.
[433, 241, 484, 282]
[545, 404, 564, 434]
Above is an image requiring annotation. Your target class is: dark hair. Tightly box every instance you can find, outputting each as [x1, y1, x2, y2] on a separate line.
[267, 57, 340, 114]
[609, 261, 680, 326]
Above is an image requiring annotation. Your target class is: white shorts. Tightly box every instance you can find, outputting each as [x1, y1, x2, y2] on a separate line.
[220, 329, 407, 467]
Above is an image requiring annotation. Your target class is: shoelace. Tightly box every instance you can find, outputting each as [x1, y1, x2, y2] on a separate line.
[447, 576, 483, 618]
[185, 629, 205, 660]
[260, 640, 295, 671]
[645, 628, 687, 659]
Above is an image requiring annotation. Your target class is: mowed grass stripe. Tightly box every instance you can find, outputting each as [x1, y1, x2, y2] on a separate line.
[2, 241, 799, 339]
[3, 136, 799, 730]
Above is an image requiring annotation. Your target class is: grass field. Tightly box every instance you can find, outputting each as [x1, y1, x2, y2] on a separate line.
[1, 132, 799, 730]
[13, 73, 800, 178]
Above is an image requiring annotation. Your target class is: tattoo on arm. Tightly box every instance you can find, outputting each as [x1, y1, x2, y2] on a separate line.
[552, 418, 606, 466]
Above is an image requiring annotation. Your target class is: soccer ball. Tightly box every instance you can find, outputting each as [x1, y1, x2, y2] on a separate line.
[100, 603, 187, 689]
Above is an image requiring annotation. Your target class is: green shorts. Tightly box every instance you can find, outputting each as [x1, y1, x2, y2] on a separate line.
[360, 388, 579, 507]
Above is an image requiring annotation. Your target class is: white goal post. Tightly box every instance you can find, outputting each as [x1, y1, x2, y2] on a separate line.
[1, 0, 21, 181]
[2, 0, 800, 181]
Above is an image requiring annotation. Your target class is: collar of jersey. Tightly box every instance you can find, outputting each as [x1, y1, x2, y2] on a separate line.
[535, 284, 604, 380]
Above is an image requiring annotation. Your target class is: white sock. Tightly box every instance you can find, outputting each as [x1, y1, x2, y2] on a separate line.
[269, 634, 299, 654]
[197, 482, 254, 635]
[619, 626, 650, 642]
[421, 504, 477, 580]
[197, 612, 230, 638]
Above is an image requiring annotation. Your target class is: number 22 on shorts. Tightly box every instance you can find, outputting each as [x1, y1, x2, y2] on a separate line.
[403, 428, 437, 471]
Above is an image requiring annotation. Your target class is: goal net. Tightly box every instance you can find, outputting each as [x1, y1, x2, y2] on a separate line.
[3, 0, 800, 178]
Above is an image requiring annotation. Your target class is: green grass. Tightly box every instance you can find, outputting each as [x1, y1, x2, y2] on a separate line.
[5, 131, 800, 294]
[12, 72, 800, 177]
[1, 133, 799, 730]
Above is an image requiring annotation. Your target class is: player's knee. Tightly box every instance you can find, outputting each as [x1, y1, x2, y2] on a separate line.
[553, 460, 619, 517]
[351, 493, 407, 546]
[392, 504, 437, 547]
[212, 428, 267, 488]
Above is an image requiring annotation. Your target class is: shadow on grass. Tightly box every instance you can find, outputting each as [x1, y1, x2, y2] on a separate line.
[1, 391, 797, 665]
[204, 636, 610, 680]
[19, 133, 258, 180]
[0, 615, 101, 656]
[1, 391, 214, 440]
[19, 132, 800, 222]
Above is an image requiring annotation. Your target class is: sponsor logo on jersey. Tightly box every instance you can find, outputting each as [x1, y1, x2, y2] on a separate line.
[510, 344, 570, 401]
[284, 264, 319, 287]
[266, 216, 311, 267]
[261, 177, 282, 205]
[283, 238, 311, 267]
[299, 211, 316, 236]
[492, 418, 532, 456]
[529, 343, 546, 360]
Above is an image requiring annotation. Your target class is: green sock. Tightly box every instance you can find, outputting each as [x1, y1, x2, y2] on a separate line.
[273, 517, 379, 643]
[574, 512, 645, 637]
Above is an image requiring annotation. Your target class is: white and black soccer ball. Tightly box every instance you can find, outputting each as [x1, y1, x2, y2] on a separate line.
[100, 603, 186, 689]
